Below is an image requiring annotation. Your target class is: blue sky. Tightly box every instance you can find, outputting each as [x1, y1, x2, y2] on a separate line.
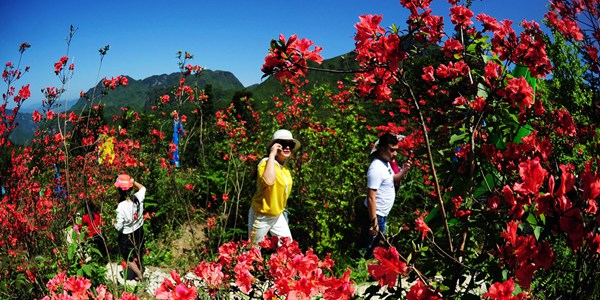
[1, 0, 551, 110]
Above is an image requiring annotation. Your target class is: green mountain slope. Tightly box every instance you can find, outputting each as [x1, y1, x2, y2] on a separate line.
[247, 51, 359, 110]
[70, 70, 244, 116]
[11, 53, 362, 144]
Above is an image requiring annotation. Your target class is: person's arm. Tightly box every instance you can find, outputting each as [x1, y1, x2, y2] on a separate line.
[262, 143, 282, 185]
[131, 178, 144, 191]
[367, 188, 379, 234]
[130, 178, 147, 203]
[393, 159, 412, 186]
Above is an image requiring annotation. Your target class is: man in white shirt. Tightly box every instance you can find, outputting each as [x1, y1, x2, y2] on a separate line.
[358, 133, 411, 259]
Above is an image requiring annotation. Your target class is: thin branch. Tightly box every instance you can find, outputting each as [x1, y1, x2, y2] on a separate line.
[401, 78, 455, 254]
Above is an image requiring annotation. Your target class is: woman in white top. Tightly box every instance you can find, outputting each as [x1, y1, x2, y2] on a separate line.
[114, 174, 146, 281]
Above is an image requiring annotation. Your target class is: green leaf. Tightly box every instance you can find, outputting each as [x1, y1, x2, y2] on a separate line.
[481, 54, 491, 64]
[450, 133, 468, 145]
[539, 214, 546, 225]
[81, 264, 92, 277]
[467, 43, 477, 53]
[526, 212, 537, 226]
[425, 206, 440, 223]
[513, 124, 534, 143]
[67, 243, 75, 261]
[476, 36, 490, 44]
[90, 247, 102, 256]
[477, 83, 488, 98]
[534, 226, 542, 240]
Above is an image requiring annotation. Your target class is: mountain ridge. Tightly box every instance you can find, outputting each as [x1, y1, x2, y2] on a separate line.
[69, 69, 245, 115]
[10, 51, 360, 144]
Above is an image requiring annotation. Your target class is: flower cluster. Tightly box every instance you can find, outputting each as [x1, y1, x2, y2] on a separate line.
[482, 277, 527, 300]
[42, 271, 139, 300]
[102, 75, 128, 90]
[261, 34, 323, 85]
[493, 221, 554, 288]
[353, 14, 402, 102]
[155, 237, 355, 299]
[367, 246, 443, 299]
[546, 0, 599, 76]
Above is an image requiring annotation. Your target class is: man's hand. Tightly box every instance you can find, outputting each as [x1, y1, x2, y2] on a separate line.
[369, 219, 379, 236]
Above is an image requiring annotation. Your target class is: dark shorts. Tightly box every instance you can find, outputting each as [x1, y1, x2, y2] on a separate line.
[118, 226, 145, 262]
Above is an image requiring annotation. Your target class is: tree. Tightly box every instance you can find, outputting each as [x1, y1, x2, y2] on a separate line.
[262, 0, 600, 298]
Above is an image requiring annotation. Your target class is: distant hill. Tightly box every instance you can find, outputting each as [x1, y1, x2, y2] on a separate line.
[10, 69, 245, 144]
[70, 69, 245, 117]
[10, 52, 362, 145]
[9, 112, 35, 145]
[247, 51, 359, 110]
[69, 52, 360, 117]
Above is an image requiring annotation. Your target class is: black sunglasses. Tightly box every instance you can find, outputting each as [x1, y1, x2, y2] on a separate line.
[276, 140, 296, 149]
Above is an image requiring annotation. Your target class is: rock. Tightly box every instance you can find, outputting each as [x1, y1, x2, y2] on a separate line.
[104, 262, 139, 287]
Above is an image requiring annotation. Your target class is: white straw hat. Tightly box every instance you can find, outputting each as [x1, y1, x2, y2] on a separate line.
[267, 129, 301, 152]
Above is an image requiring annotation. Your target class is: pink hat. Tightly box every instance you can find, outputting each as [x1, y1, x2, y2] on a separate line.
[114, 174, 133, 190]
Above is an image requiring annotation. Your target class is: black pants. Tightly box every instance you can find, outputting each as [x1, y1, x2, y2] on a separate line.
[118, 227, 145, 263]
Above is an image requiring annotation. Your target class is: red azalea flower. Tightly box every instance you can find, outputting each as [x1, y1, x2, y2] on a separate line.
[442, 38, 464, 57]
[17, 84, 31, 101]
[193, 261, 225, 290]
[497, 77, 534, 114]
[32, 110, 42, 123]
[118, 291, 141, 300]
[367, 246, 408, 288]
[449, 5, 474, 29]
[513, 157, 547, 196]
[415, 216, 432, 240]
[63, 275, 92, 299]
[483, 278, 526, 300]
[321, 268, 355, 300]
[553, 108, 576, 137]
[422, 66, 436, 82]
[46, 110, 56, 120]
[407, 279, 442, 300]
[46, 271, 67, 294]
[581, 159, 600, 202]
[470, 96, 486, 111]
[173, 283, 197, 300]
